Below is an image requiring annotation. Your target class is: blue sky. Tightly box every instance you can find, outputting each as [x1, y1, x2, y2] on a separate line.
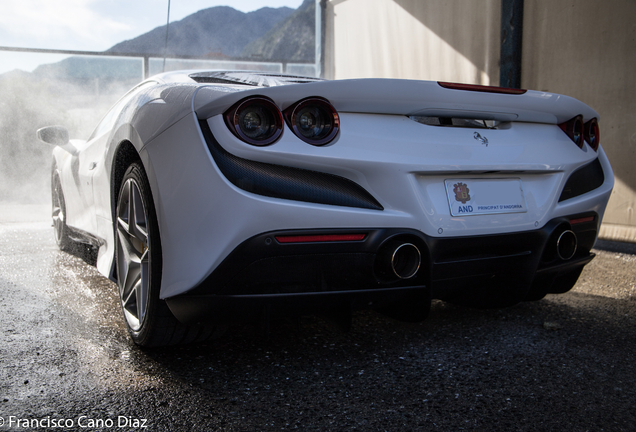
[0, 0, 304, 73]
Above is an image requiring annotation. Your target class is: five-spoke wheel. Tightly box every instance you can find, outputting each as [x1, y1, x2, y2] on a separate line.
[115, 162, 165, 345]
[116, 175, 151, 332]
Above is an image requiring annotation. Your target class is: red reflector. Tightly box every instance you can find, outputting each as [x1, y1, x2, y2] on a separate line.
[570, 216, 595, 225]
[275, 234, 366, 244]
[438, 81, 527, 95]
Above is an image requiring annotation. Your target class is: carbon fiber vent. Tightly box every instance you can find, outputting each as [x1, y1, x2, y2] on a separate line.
[559, 158, 605, 202]
[199, 120, 383, 210]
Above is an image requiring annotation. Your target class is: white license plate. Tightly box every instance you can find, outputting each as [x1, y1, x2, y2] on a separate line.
[445, 178, 527, 216]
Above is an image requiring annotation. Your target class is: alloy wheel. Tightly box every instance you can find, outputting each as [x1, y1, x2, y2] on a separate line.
[116, 178, 150, 331]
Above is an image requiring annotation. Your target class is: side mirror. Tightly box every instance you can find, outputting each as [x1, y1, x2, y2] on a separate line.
[37, 125, 69, 146]
[37, 126, 78, 155]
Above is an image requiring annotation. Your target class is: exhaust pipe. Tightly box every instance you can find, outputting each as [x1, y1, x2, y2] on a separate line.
[391, 243, 421, 279]
[376, 241, 422, 280]
[556, 230, 577, 260]
[375, 238, 423, 281]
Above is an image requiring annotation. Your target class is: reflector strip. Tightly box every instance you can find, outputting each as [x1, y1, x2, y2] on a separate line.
[275, 234, 366, 243]
[570, 216, 595, 225]
[438, 81, 527, 95]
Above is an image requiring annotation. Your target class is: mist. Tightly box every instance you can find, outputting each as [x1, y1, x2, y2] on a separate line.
[0, 0, 316, 208]
[0, 64, 135, 205]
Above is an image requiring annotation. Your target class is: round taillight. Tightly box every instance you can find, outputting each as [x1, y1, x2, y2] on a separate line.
[558, 115, 584, 148]
[224, 96, 283, 146]
[584, 118, 600, 151]
[284, 97, 339, 146]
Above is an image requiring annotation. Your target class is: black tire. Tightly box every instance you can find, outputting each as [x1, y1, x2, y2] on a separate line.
[115, 162, 219, 347]
[52, 174, 73, 252]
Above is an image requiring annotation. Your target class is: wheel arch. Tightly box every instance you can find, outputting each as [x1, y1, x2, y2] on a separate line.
[51, 159, 62, 195]
[50, 147, 68, 197]
[108, 137, 165, 281]
[110, 140, 142, 214]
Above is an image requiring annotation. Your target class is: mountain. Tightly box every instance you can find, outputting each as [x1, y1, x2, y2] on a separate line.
[242, 0, 315, 62]
[107, 6, 294, 58]
[29, 3, 317, 85]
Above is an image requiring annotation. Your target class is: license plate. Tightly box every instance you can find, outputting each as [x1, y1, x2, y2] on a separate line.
[445, 178, 527, 216]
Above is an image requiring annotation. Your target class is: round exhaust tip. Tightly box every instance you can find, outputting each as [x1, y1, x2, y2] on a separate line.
[391, 243, 421, 279]
[556, 230, 577, 260]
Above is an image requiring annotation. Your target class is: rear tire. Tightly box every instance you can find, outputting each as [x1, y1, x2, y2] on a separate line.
[115, 162, 219, 347]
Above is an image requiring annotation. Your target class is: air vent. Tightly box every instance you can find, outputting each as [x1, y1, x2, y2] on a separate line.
[198, 120, 384, 211]
[189, 71, 323, 87]
[558, 158, 605, 202]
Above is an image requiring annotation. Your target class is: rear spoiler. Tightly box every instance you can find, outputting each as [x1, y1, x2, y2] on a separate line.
[193, 78, 598, 124]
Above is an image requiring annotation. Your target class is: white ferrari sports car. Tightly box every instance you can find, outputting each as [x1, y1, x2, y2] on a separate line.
[38, 71, 613, 346]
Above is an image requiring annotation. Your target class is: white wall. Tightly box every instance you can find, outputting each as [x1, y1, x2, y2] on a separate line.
[522, 0, 636, 242]
[326, 0, 500, 84]
[325, 0, 636, 242]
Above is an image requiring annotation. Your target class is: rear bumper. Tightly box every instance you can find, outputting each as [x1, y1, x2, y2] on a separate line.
[166, 213, 598, 324]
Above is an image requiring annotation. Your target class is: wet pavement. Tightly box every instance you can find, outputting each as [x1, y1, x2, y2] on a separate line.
[1, 204, 635, 431]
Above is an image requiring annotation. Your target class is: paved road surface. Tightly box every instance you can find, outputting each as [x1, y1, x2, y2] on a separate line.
[1, 204, 635, 431]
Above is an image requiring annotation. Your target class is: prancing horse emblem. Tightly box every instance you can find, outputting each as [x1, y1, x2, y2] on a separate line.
[474, 131, 489, 146]
[453, 182, 471, 204]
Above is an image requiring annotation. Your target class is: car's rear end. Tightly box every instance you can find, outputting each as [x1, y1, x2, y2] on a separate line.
[144, 73, 613, 324]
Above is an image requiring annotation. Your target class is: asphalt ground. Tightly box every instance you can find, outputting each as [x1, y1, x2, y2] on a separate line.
[1, 204, 635, 431]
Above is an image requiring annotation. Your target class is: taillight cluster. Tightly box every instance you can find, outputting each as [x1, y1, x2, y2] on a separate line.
[558, 115, 600, 151]
[224, 97, 283, 146]
[584, 118, 600, 150]
[224, 96, 340, 146]
[283, 97, 340, 146]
